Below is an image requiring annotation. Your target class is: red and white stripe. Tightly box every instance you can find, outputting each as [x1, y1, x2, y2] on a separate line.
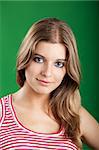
[0, 95, 78, 150]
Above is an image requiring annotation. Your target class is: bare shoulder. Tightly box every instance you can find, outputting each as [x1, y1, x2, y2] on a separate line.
[79, 106, 99, 150]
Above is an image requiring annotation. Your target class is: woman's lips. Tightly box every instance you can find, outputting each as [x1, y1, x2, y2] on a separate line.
[36, 79, 51, 86]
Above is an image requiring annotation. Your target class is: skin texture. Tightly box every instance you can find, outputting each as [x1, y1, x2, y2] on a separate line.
[25, 41, 66, 95]
[80, 107, 99, 150]
[0, 42, 99, 149]
[11, 42, 67, 134]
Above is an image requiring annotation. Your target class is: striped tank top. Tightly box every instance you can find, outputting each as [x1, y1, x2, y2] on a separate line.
[0, 95, 78, 150]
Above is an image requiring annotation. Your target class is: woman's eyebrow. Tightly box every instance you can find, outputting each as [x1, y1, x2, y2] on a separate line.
[33, 53, 44, 58]
[33, 53, 66, 61]
[33, 53, 46, 61]
[57, 59, 66, 62]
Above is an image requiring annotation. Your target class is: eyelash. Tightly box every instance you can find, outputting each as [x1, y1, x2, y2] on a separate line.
[54, 62, 65, 68]
[33, 56, 65, 68]
[33, 56, 43, 63]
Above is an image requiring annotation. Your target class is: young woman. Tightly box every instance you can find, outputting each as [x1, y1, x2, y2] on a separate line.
[0, 18, 99, 150]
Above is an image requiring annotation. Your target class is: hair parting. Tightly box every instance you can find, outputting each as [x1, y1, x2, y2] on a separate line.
[16, 17, 82, 148]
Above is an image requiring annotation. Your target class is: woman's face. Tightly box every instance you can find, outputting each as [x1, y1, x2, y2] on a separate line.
[25, 41, 66, 95]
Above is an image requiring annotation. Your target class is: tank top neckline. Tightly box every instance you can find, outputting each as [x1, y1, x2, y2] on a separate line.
[9, 94, 64, 136]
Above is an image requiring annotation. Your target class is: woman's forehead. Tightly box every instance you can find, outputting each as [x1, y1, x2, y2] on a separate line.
[34, 41, 66, 60]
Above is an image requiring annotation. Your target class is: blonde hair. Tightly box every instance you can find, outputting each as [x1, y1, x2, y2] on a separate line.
[16, 18, 82, 148]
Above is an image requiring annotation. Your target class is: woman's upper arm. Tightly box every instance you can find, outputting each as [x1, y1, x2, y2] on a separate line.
[80, 106, 99, 150]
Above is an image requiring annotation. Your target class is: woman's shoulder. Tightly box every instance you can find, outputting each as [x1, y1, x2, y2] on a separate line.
[79, 106, 98, 133]
[79, 106, 98, 124]
[79, 106, 99, 149]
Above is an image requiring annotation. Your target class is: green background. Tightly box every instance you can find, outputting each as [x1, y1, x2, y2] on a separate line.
[0, 1, 99, 149]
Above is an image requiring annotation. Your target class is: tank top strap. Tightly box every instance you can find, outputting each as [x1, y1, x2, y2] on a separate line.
[0, 95, 12, 126]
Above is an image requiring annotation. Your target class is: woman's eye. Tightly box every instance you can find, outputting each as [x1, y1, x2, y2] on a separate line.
[33, 57, 43, 63]
[55, 62, 64, 68]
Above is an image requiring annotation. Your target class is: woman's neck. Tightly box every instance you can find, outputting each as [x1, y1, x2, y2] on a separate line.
[13, 84, 50, 113]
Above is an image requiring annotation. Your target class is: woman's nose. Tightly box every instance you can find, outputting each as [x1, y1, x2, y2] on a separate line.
[41, 63, 52, 77]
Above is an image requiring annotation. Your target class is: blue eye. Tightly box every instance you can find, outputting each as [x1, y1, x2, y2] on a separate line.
[33, 56, 43, 63]
[54, 62, 65, 68]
